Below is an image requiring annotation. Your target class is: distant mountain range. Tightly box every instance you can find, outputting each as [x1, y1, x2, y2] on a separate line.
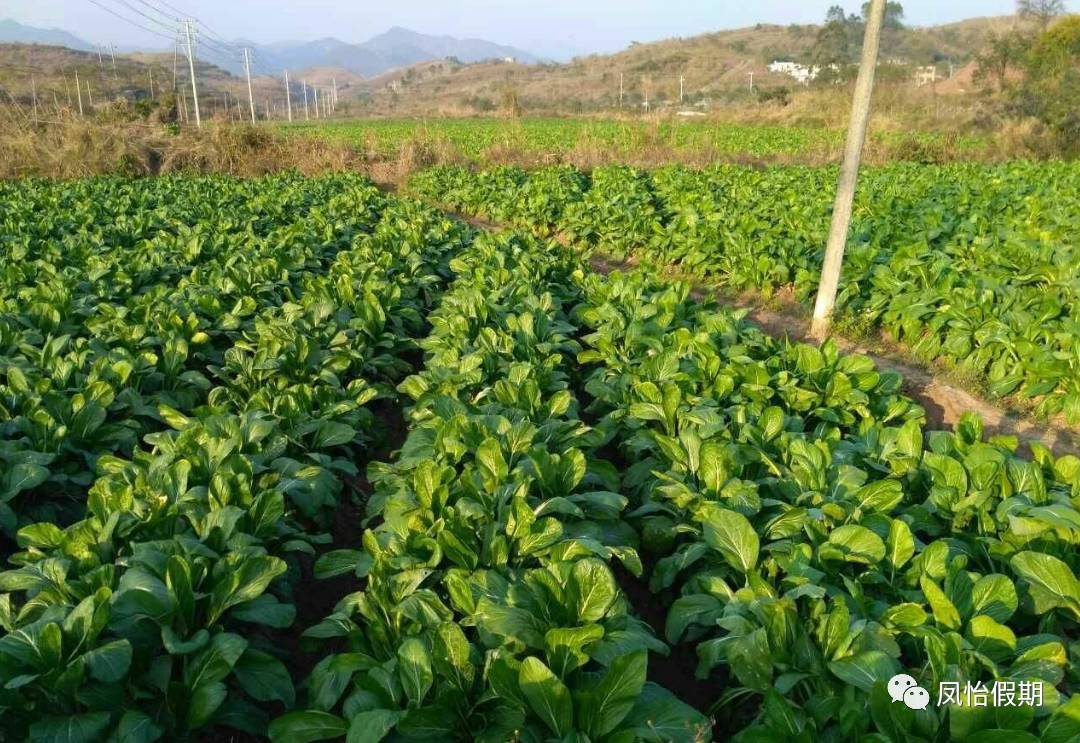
[0, 19, 93, 51]
[0, 19, 539, 77]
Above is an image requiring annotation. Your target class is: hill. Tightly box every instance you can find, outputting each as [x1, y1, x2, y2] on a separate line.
[0, 19, 92, 51]
[347, 16, 1015, 116]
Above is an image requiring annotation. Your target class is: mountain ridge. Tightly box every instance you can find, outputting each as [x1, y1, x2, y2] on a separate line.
[0, 19, 538, 77]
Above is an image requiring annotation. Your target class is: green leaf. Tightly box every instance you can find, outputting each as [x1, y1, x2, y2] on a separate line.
[84, 639, 132, 683]
[619, 682, 710, 743]
[314, 550, 365, 579]
[108, 710, 163, 743]
[1010, 551, 1080, 620]
[519, 656, 573, 737]
[828, 650, 897, 692]
[346, 710, 405, 743]
[29, 713, 110, 743]
[269, 711, 349, 743]
[921, 576, 962, 631]
[819, 525, 886, 565]
[970, 574, 1018, 623]
[235, 649, 295, 706]
[567, 558, 618, 623]
[579, 650, 647, 737]
[886, 519, 915, 569]
[701, 505, 759, 574]
[186, 681, 228, 729]
[397, 638, 433, 706]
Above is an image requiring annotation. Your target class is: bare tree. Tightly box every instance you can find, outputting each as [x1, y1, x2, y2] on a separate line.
[1018, 0, 1066, 30]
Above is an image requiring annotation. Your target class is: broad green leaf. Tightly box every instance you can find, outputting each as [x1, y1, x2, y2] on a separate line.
[578, 650, 647, 737]
[397, 638, 433, 706]
[886, 519, 915, 569]
[819, 525, 886, 565]
[269, 711, 349, 743]
[29, 713, 110, 743]
[701, 505, 759, 574]
[567, 558, 618, 623]
[346, 710, 405, 743]
[519, 657, 573, 737]
[828, 650, 897, 692]
[921, 576, 962, 631]
[234, 649, 295, 706]
[1010, 552, 1080, 620]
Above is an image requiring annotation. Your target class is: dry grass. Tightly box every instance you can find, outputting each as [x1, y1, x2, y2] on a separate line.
[0, 108, 362, 180]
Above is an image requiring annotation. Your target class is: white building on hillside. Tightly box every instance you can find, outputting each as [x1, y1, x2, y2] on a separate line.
[768, 61, 821, 85]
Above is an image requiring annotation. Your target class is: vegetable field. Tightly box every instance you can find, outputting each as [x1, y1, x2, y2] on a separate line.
[411, 162, 1080, 426]
[283, 118, 837, 161]
[4, 173, 1080, 743]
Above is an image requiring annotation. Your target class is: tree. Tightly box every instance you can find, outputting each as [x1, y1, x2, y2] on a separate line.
[974, 30, 1030, 91]
[825, 5, 848, 24]
[1014, 16, 1080, 152]
[1017, 0, 1066, 30]
[813, 17, 853, 67]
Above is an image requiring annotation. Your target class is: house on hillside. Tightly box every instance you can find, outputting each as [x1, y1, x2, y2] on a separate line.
[914, 65, 938, 87]
[768, 61, 820, 85]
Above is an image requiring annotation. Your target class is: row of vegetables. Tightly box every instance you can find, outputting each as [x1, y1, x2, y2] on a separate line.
[0, 175, 472, 740]
[278, 207, 1080, 740]
[408, 163, 1080, 426]
[5, 173, 1080, 742]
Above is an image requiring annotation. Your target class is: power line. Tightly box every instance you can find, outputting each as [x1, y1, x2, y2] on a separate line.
[108, 0, 180, 34]
[84, 0, 180, 42]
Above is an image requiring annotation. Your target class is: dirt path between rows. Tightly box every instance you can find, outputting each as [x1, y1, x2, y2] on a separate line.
[425, 204, 1080, 458]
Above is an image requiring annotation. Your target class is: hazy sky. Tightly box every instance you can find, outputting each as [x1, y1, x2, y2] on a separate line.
[2, 0, 1072, 58]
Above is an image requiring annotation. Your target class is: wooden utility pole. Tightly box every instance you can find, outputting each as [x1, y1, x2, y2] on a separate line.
[243, 48, 256, 123]
[810, 0, 887, 339]
[75, 69, 84, 115]
[284, 70, 293, 121]
[184, 20, 202, 127]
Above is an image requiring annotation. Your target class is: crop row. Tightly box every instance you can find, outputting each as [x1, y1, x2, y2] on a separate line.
[409, 163, 1080, 425]
[280, 225, 1080, 739]
[5, 173, 1080, 742]
[0, 175, 473, 740]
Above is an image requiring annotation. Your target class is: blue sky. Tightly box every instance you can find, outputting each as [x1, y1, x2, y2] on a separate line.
[2, 0, 1074, 58]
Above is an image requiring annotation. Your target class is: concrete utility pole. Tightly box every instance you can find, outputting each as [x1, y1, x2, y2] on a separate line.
[242, 48, 256, 123]
[173, 40, 179, 90]
[749, 72, 754, 93]
[149, 68, 155, 100]
[619, 72, 624, 108]
[284, 70, 293, 121]
[314, 86, 321, 119]
[679, 74, 684, 103]
[810, 0, 887, 339]
[332, 77, 338, 111]
[184, 20, 202, 127]
[265, 99, 270, 119]
[303, 79, 309, 120]
[109, 44, 117, 79]
[86, 80, 93, 109]
[75, 69, 84, 115]
[31, 76, 38, 122]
